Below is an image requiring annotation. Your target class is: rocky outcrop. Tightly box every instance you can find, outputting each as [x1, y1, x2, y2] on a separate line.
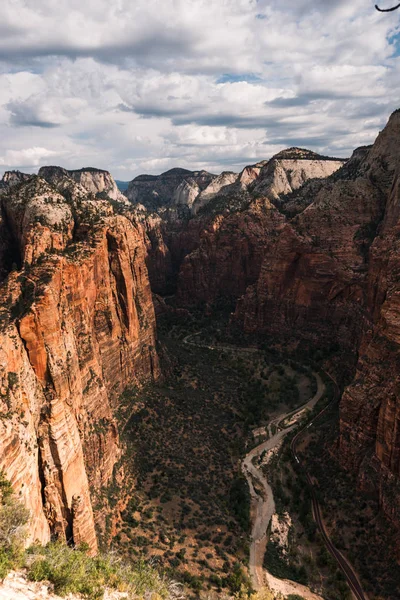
[0, 174, 159, 553]
[38, 166, 127, 203]
[173, 150, 345, 307]
[251, 148, 346, 202]
[126, 168, 215, 212]
[0, 171, 31, 189]
[192, 171, 239, 214]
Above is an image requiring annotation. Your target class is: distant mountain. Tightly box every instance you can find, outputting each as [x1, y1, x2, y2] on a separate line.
[115, 180, 130, 192]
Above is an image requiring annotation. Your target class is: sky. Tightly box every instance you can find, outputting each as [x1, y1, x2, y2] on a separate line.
[0, 0, 399, 180]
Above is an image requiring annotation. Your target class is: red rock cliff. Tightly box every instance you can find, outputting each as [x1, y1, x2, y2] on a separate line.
[0, 173, 159, 554]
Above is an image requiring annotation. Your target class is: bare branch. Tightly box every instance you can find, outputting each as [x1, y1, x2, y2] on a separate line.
[375, 3, 400, 11]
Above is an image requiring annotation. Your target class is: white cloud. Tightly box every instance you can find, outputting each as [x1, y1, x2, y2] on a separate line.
[0, 147, 61, 167]
[0, 0, 398, 179]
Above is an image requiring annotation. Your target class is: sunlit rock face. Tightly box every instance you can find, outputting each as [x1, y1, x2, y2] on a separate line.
[0, 171, 159, 554]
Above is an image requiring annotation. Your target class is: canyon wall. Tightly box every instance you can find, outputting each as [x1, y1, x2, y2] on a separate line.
[128, 112, 400, 530]
[134, 150, 344, 303]
[234, 112, 400, 525]
[0, 172, 159, 553]
[0, 111, 399, 556]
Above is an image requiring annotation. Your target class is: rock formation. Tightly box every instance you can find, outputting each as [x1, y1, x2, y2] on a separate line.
[0, 111, 400, 559]
[0, 169, 159, 553]
[126, 167, 215, 212]
[125, 115, 400, 531]
[39, 166, 127, 203]
[170, 150, 345, 306]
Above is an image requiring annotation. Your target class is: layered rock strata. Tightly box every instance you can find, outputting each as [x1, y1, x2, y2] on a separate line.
[0, 172, 159, 553]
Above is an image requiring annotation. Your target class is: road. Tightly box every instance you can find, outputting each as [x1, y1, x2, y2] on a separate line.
[183, 333, 367, 600]
[242, 372, 325, 590]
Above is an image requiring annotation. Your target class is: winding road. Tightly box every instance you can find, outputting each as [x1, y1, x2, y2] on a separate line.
[242, 372, 325, 590]
[183, 333, 367, 600]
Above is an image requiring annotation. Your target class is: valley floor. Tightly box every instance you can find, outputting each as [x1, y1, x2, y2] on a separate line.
[94, 312, 400, 600]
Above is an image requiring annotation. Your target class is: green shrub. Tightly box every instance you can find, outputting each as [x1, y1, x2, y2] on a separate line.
[28, 541, 182, 599]
[0, 471, 29, 580]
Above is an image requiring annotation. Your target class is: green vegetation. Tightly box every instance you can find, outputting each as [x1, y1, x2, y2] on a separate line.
[0, 471, 29, 580]
[304, 402, 400, 600]
[0, 472, 182, 599]
[28, 542, 179, 599]
[106, 333, 257, 592]
[264, 539, 308, 587]
[229, 477, 251, 533]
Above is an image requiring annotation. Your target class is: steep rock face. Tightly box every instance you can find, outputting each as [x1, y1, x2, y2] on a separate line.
[192, 171, 239, 214]
[251, 149, 345, 201]
[68, 168, 125, 202]
[126, 168, 215, 212]
[0, 175, 159, 553]
[3, 177, 74, 265]
[133, 208, 174, 295]
[0, 171, 31, 189]
[340, 158, 400, 523]
[174, 152, 345, 307]
[0, 171, 32, 281]
[39, 166, 127, 203]
[235, 124, 397, 349]
[177, 198, 286, 305]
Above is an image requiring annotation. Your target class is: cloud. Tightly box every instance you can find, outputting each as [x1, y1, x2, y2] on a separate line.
[0, 146, 60, 167]
[0, 0, 397, 178]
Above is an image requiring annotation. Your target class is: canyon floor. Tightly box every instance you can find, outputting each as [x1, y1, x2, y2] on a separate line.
[88, 310, 400, 600]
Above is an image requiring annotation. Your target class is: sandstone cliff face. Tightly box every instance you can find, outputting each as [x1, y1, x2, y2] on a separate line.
[0, 174, 159, 553]
[251, 149, 346, 202]
[0, 171, 31, 189]
[173, 151, 345, 307]
[176, 198, 286, 305]
[339, 138, 400, 521]
[192, 171, 239, 214]
[38, 166, 128, 204]
[235, 121, 398, 344]
[126, 168, 215, 212]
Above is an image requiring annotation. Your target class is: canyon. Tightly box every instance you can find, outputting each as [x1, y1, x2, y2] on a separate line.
[132, 113, 400, 537]
[0, 110, 399, 597]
